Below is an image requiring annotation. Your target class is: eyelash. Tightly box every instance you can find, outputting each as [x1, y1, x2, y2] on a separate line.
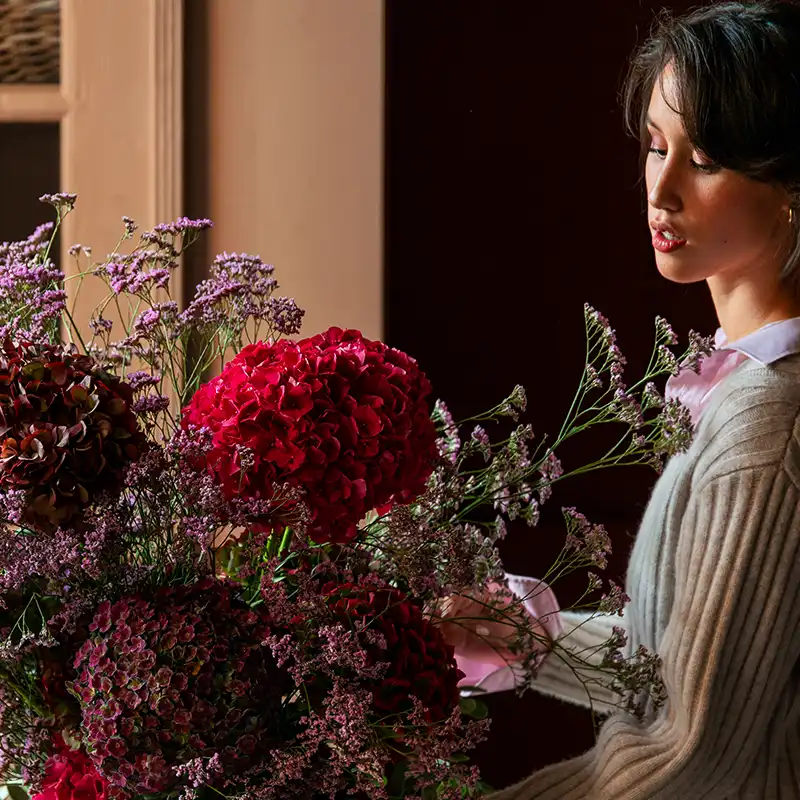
[647, 147, 720, 174]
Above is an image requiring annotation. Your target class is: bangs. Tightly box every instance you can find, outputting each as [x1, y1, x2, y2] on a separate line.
[623, 2, 800, 189]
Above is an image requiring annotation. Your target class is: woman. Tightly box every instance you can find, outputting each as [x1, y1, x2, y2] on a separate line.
[487, 2, 800, 797]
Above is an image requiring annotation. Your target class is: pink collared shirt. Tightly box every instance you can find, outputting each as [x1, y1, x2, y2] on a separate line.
[665, 317, 800, 424]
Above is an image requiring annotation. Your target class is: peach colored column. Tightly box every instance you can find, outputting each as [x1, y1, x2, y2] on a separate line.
[206, 0, 384, 341]
[60, 0, 183, 332]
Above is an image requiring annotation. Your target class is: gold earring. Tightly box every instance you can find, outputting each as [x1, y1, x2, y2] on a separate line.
[790, 207, 796, 226]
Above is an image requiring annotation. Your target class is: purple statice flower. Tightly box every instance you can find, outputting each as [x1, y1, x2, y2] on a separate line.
[584, 363, 602, 390]
[173, 753, 224, 789]
[265, 296, 305, 336]
[132, 301, 179, 338]
[316, 625, 383, 678]
[39, 192, 77, 211]
[101, 249, 175, 296]
[179, 280, 239, 327]
[126, 370, 161, 391]
[642, 381, 665, 411]
[609, 343, 627, 390]
[509, 423, 533, 470]
[500, 384, 527, 419]
[607, 644, 667, 719]
[132, 394, 170, 414]
[655, 315, 678, 346]
[0, 512, 119, 596]
[181, 251, 305, 340]
[140, 216, 213, 245]
[598, 579, 631, 615]
[613, 388, 645, 429]
[538, 448, 563, 504]
[400, 699, 489, 794]
[586, 571, 604, 593]
[212, 251, 274, 281]
[469, 425, 491, 461]
[684, 329, 716, 373]
[656, 343, 680, 377]
[585, 303, 614, 343]
[0, 222, 52, 263]
[562, 506, 611, 570]
[0, 260, 61, 303]
[654, 397, 694, 458]
[88, 315, 113, 335]
[67, 243, 92, 258]
[433, 399, 460, 464]
[248, 676, 392, 798]
[122, 215, 138, 238]
[0, 244, 65, 340]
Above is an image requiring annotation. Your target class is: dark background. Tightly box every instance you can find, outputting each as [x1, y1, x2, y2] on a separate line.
[384, 0, 713, 789]
[0, 123, 59, 248]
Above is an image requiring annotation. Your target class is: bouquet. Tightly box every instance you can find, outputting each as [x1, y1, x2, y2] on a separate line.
[0, 194, 709, 799]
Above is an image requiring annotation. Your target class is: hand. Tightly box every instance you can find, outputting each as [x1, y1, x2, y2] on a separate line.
[436, 574, 563, 690]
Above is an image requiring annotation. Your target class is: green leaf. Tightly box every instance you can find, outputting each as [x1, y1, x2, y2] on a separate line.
[459, 696, 489, 719]
[468, 699, 489, 719]
[5, 786, 30, 800]
[386, 760, 407, 796]
[459, 697, 477, 716]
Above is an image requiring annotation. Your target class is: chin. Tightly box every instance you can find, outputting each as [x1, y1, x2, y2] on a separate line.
[654, 253, 707, 284]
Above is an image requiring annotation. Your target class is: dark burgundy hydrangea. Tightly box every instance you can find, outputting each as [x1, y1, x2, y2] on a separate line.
[68, 579, 290, 796]
[181, 327, 438, 544]
[325, 582, 464, 722]
[0, 340, 146, 531]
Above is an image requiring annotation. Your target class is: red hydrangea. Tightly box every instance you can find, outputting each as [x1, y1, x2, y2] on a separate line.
[0, 340, 145, 531]
[32, 733, 110, 800]
[325, 582, 464, 722]
[182, 327, 438, 543]
[68, 579, 290, 796]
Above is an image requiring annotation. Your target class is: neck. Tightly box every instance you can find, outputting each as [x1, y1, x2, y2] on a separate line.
[707, 276, 800, 342]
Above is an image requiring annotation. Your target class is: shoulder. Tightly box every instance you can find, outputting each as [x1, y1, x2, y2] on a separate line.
[690, 354, 800, 487]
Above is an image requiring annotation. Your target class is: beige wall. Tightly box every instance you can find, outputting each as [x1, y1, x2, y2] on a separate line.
[60, 0, 183, 335]
[206, 0, 384, 341]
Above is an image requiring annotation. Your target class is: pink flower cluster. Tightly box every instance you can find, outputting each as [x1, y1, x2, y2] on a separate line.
[68, 579, 289, 795]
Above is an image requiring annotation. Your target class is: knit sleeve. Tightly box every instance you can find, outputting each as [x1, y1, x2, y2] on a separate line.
[528, 610, 624, 715]
[463, 610, 624, 712]
[489, 462, 800, 800]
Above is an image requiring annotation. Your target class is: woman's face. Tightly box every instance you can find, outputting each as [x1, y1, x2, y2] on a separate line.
[645, 67, 792, 288]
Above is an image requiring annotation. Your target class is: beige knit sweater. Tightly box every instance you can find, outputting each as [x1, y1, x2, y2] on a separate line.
[491, 356, 800, 799]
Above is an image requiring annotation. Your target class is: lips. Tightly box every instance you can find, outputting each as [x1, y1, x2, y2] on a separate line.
[652, 229, 687, 253]
[650, 221, 686, 241]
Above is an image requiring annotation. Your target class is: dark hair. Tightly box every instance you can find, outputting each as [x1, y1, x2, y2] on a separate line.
[622, 1, 800, 283]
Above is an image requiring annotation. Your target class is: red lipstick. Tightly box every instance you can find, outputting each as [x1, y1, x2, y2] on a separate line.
[652, 230, 687, 253]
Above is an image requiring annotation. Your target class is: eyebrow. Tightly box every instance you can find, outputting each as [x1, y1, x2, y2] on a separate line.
[645, 116, 662, 131]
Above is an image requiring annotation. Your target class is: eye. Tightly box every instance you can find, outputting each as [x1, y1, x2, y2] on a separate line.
[647, 147, 667, 159]
[690, 159, 721, 174]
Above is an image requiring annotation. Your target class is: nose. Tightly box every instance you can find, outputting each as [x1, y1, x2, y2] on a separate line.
[648, 157, 683, 213]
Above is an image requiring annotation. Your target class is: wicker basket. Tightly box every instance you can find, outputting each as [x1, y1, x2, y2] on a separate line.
[0, 0, 59, 84]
